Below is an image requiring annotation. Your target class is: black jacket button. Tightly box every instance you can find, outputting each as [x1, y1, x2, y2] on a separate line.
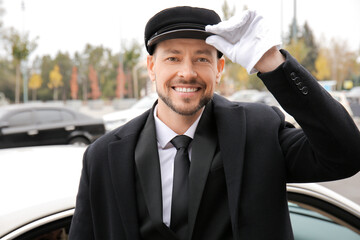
[301, 87, 309, 95]
[290, 72, 297, 80]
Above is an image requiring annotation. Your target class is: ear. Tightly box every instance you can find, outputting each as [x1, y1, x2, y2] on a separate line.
[216, 57, 225, 84]
[147, 55, 156, 82]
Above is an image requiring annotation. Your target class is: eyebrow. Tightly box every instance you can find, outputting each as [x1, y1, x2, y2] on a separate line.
[195, 49, 214, 56]
[163, 49, 181, 55]
[162, 48, 214, 56]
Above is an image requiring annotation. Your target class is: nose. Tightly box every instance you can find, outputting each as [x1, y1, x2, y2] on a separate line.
[177, 59, 197, 80]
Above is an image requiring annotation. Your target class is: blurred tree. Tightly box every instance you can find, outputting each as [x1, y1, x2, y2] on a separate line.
[284, 38, 309, 64]
[284, 22, 318, 72]
[70, 66, 79, 100]
[222, 0, 236, 20]
[301, 22, 318, 73]
[84, 44, 105, 70]
[4, 28, 37, 103]
[116, 64, 126, 98]
[122, 40, 142, 98]
[0, 1, 10, 101]
[38, 55, 54, 101]
[81, 44, 117, 100]
[28, 73, 42, 100]
[0, 59, 15, 102]
[88, 65, 101, 99]
[218, 0, 239, 96]
[313, 48, 331, 80]
[100, 49, 118, 99]
[48, 64, 63, 100]
[285, 19, 301, 44]
[73, 51, 87, 101]
[54, 52, 72, 101]
[103, 52, 121, 99]
[327, 39, 356, 89]
[248, 74, 265, 90]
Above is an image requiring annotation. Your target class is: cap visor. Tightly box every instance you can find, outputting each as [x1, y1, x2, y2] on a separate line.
[147, 29, 213, 47]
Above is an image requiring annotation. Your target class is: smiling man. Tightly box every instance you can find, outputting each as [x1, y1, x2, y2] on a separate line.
[147, 38, 224, 133]
[69, 6, 360, 240]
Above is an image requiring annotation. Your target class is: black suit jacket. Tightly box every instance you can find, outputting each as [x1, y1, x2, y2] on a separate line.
[69, 50, 360, 240]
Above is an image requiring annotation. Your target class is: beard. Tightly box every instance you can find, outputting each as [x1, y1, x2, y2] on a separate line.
[156, 78, 212, 116]
[158, 91, 211, 116]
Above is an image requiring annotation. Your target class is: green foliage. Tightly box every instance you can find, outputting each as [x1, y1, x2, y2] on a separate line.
[284, 21, 318, 72]
[122, 40, 142, 71]
[3, 28, 38, 102]
[4, 28, 37, 63]
[300, 22, 318, 72]
[0, 59, 15, 102]
[54, 52, 73, 100]
[313, 49, 331, 80]
[284, 38, 310, 63]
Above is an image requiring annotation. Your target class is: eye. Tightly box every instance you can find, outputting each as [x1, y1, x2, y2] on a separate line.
[166, 57, 179, 62]
[197, 57, 210, 63]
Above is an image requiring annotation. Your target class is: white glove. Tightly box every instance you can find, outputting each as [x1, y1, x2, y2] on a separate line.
[205, 10, 281, 74]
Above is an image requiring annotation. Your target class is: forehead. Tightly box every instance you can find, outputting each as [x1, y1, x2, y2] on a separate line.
[155, 38, 217, 56]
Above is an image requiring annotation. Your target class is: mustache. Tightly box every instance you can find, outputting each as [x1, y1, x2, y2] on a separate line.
[170, 78, 205, 86]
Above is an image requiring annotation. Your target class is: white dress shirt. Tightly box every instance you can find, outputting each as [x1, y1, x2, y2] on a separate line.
[153, 105, 203, 227]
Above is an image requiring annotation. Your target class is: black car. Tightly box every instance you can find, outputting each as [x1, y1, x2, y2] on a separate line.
[0, 104, 105, 148]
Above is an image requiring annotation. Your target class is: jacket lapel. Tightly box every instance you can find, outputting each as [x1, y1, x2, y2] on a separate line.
[107, 109, 150, 240]
[213, 94, 247, 240]
[134, 111, 163, 224]
[108, 133, 142, 239]
[188, 102, 218, 239]
[134, 108, 179, 239]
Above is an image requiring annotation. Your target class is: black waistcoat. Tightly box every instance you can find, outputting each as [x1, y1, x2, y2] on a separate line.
[135, 101, 233, 240]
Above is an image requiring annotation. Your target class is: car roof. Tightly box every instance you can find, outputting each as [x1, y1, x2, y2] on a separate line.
[0, 145, 86, 237]
[287, 183, 360, 217]
[0, 103, 95, 121]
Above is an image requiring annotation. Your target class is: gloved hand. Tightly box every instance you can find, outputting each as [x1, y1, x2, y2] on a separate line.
[205, 10, 281, 74]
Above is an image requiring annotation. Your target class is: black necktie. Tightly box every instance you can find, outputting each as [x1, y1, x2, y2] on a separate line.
[170, 135, 192, 240]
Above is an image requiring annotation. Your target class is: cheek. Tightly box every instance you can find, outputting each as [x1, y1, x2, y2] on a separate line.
[199, 67, 218, 84]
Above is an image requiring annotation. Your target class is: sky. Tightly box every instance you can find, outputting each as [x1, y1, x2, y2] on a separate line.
[1, 0, 360, 60]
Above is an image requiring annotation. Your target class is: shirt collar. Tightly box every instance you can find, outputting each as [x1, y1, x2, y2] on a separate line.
[154, 104, 204, 149]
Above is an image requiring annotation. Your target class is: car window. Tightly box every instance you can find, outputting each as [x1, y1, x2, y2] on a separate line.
[61, 110, 75, 121]
[289, 202, 360, 240]
[35, 110, 62, 124]
[32, 228, 67, 240]
[10, 216, 72, 240]
[8, 111, 33, 127]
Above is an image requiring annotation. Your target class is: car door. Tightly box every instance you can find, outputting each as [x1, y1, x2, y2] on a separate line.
[34, 109, 69, 145]
[0, 110, 37, 148]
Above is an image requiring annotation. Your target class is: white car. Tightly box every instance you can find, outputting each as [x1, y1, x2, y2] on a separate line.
[103, 93, 158, 131]
[0, 145, 360, 239]
[329, 91, 354, 117]
[0, 145, 85, 240]
[227, 89, 260, 102]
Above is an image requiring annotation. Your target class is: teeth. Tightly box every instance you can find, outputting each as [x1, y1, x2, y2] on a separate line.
[174, 87, 198, 93]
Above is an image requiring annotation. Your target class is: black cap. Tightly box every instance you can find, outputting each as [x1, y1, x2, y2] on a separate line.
[145, 6, 222, 56]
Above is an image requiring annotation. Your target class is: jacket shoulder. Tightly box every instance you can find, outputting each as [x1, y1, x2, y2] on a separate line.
[85, 109, 150, 159]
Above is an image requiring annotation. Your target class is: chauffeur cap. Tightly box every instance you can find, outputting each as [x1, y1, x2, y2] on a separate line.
[144, 6, 222, 57]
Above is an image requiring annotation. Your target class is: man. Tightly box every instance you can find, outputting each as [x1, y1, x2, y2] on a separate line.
[69, 6, 360, 240]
